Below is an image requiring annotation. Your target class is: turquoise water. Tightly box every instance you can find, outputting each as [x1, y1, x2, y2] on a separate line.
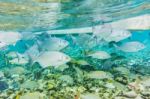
[0, 0, 149, 31]
[0, 0, 150, 99]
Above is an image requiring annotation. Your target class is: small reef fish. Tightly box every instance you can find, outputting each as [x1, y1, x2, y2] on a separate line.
[10, 44, 41, 65]
[114, 41, 145, 52]
[88, 51, 111, 59]
[20, 32, 37, 40]
[73, 34, 98, 49]
[40, 37, 69, 51]
[0, 31, 21, 46]
[104, 29, 131, 42]
[6, 51, 18, 58]
[9, 56, 28, 65]
[93, 25, 131, 42]
[7, 52, 29, 65]
[87, 71, 112, 79]
[35, 51, 71, 68]
[93, 24, 112, 40]
[75, 34, 92, 44]
[22, 44, 41, 64]
[0, 42, 7, 49]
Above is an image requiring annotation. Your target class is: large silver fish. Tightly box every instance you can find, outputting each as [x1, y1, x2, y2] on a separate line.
[40, 37, 69, 51]
[88, 51, 111, 60]
[104, 29, 131, 42]
[0, 31, 21, 48]
[35, 51, 71, 68]
[72, 34, 98, 49]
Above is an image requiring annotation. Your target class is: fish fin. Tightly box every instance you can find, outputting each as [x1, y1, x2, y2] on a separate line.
[113, 44, 120, 50]
[90, 35, 96, 41]
[15, 52, 20, 62]
[25, 52, 35, 66]
[24, 43, 30, 49]
[67, 34, 75, 41]
[34, 41, 42, 52]
[70, 35, 78, 45]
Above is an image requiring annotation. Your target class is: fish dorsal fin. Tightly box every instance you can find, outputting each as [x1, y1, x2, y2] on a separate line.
[113, 44, 121, 50]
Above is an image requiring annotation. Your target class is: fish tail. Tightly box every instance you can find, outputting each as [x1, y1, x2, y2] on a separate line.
[26, 52, 34, 66]
[15, 52, 20, 62]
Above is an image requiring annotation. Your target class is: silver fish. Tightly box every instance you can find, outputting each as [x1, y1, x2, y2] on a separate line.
[0, 31, 21, 47]
[114, 41, 146, 52]
[35, 51, 71, 68]
[40, 37, 69, 51]
[88, 51, 111, 60]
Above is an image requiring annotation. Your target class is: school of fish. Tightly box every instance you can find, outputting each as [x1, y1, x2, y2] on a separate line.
[0, 22, 147, 68]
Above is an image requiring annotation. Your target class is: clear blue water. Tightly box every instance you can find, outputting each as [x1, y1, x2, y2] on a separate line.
[0, 0, 150, 99]
[0, 0, 149, 31]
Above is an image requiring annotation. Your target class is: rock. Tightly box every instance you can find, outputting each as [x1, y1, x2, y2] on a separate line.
[9, 57, 28, 65]
[115, 76, 128, 85]
[90, 87, 100, 93]
[20, 92, 46, 99]
[105, 83, 115, 89]
[11, 74, 20, 78]
[128, 73, 139, 80]
[6, 52, 18, 58]
[0, 92, 7, 98]
[113, 67, 130, 75]
[81, 93, 101, 99]
[103, 92, 110, 98]
[115, 96, 128, 99]
[135, 95, 143, 99]
[10, 81, 20, 90]
[0, 81, 9, 91]
[46, 80, 56, 90]
[141, 91, 150, 96]
[141, 78, 150, 88]
[113, 81, 127, 91]
[59, 75, 74, 85]
[128, 81, 144, 91]
[77, 86, 86, 93]
[123, 91, 137, 98]
[21, 81, 39, 89]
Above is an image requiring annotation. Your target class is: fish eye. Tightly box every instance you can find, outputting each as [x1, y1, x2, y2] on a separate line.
[123, 32, 127, 36]
[142, 44, 145, 48]
[66, 57, 69, 60]
[63, 40, 67, 44]
[60, 41, 64, 44]
[62, 56, 68, 60]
